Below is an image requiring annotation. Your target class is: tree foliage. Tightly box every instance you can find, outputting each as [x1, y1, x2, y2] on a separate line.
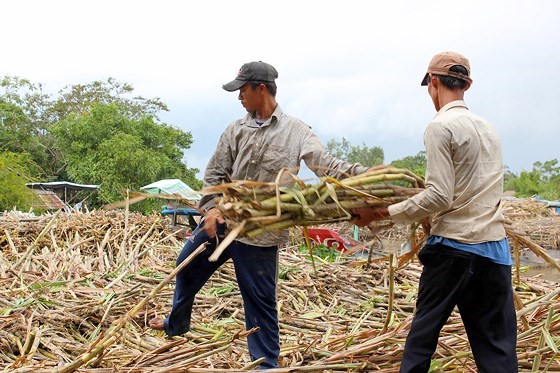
[506, 159, 560, 200]
[0, 100, 46, 172]
[0, 151, 35, 212]
[390, 151, 427, 177]
[51, 103, 200, 205]
[325, 137, 384, 167]
[0, 76, 49, 124]
[0, 78, 52, 176]
[48, 77, 168, 122]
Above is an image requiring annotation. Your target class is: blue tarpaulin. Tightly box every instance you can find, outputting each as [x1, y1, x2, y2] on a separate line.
[534, 196, 560, 213]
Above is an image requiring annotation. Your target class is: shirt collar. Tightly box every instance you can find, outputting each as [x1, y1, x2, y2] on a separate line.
[241, 104, 283, 127]
[437, 100, 469, 115]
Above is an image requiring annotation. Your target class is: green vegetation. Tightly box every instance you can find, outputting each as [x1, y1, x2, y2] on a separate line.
[326, 137, 384, 167]
[299, 244, 342, 262]
[0, 151, 35, 211]
[50, 103, 198, 204]
[505, 159, 560, 200]
[0, 76, 201, 212]
[391, 151, 426, 178]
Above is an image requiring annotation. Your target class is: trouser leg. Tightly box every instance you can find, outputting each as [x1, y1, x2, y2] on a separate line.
[400, 244, 474, 373]
[230, 242, 280, 369]
[164, 221, 229, 336]
[458, 258, 518, 372]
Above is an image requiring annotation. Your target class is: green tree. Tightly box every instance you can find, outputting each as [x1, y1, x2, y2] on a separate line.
[505, 159, 560, 200]
[0, 100, 48, 174]
[535, 159, 560, 182]
[0, 151, 35, 212]
[0, 77, 54, 177]
[0, 76, 49, 124]
[391, 151, 427, 177]
[506, 169, 541, 197]
[326, 137, 384, 167]
[48, 77, 168, 122]
[1, 75, 202, 211]
[43, 77, 171, 180]
[50, 103, 200, 207]
[1, 76, 184, 182]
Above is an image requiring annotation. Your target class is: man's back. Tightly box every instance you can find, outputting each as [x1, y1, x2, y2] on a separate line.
[425, 100, 506, 243]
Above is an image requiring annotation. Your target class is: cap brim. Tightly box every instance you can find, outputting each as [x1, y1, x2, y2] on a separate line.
[222, 79, 247, 92]
[421, 73, 430, 86]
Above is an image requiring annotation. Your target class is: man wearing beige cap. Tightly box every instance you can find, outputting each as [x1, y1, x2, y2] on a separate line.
[353, 52, 518, 372]
[150, 61, 371, 369]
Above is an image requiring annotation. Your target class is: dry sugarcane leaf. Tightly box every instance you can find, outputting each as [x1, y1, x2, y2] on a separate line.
[2, 206, 559, 371]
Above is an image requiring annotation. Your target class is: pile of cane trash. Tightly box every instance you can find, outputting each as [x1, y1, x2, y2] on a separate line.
[0, 171, 559, 371]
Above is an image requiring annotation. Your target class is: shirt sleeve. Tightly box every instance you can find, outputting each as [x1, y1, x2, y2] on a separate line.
[198, 128, 235, 210]
[388, 122, 455, 224]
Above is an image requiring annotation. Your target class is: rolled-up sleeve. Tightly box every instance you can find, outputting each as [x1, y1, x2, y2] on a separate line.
[199, 130, 235, 209]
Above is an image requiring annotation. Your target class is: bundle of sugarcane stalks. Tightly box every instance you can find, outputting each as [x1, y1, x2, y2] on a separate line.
[206, 167, 423, 255]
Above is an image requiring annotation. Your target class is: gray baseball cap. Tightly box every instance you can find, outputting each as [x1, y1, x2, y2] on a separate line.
[223, 61, 279, 92]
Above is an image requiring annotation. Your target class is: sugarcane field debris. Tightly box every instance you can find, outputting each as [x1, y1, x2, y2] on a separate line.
[0, 196, 559, 371]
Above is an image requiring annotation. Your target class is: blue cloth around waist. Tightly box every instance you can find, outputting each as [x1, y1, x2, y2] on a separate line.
[426, 235, 512, 266]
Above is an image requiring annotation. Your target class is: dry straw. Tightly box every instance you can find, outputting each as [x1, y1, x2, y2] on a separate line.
[0, 174, 559, 371]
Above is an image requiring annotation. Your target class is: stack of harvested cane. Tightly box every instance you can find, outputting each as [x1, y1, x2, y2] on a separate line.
[206, 167, 424, 240]
[2, 201, 559, 371]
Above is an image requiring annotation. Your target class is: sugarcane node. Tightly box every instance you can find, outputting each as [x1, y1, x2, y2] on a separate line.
[250, 200, 263, 209]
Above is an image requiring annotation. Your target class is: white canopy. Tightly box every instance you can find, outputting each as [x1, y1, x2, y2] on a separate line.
[140, 179, 201, 201]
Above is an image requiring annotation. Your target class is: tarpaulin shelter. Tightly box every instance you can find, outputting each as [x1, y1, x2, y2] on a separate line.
[141, 179, 202, 232]
[26, 181, 100, 206]
[140, 179, 201, 202]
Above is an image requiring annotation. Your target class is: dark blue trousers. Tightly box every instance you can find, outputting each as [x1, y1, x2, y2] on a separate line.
[163, 221, 280, 369]
[400, 243, 518, 373]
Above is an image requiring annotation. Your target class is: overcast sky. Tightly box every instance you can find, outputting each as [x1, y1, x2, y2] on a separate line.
[3, 0, 559, 181]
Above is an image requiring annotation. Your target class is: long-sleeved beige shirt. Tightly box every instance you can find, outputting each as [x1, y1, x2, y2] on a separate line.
[388, 100, 506, 244]
[201, 105, 369, 246]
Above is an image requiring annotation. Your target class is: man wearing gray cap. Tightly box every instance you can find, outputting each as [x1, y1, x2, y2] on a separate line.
[150, 61, 371, 369]
[352, 52, 518, 372]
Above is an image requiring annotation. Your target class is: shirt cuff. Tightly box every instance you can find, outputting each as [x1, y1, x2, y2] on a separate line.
[388, 203, 411, 226]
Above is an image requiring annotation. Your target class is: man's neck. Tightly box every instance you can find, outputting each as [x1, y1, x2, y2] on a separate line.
[437, 90, 465, 111]
[255, 100, 277, 120]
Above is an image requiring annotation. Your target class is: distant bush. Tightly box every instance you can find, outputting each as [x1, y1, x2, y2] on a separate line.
[0, 151, 35, 212]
